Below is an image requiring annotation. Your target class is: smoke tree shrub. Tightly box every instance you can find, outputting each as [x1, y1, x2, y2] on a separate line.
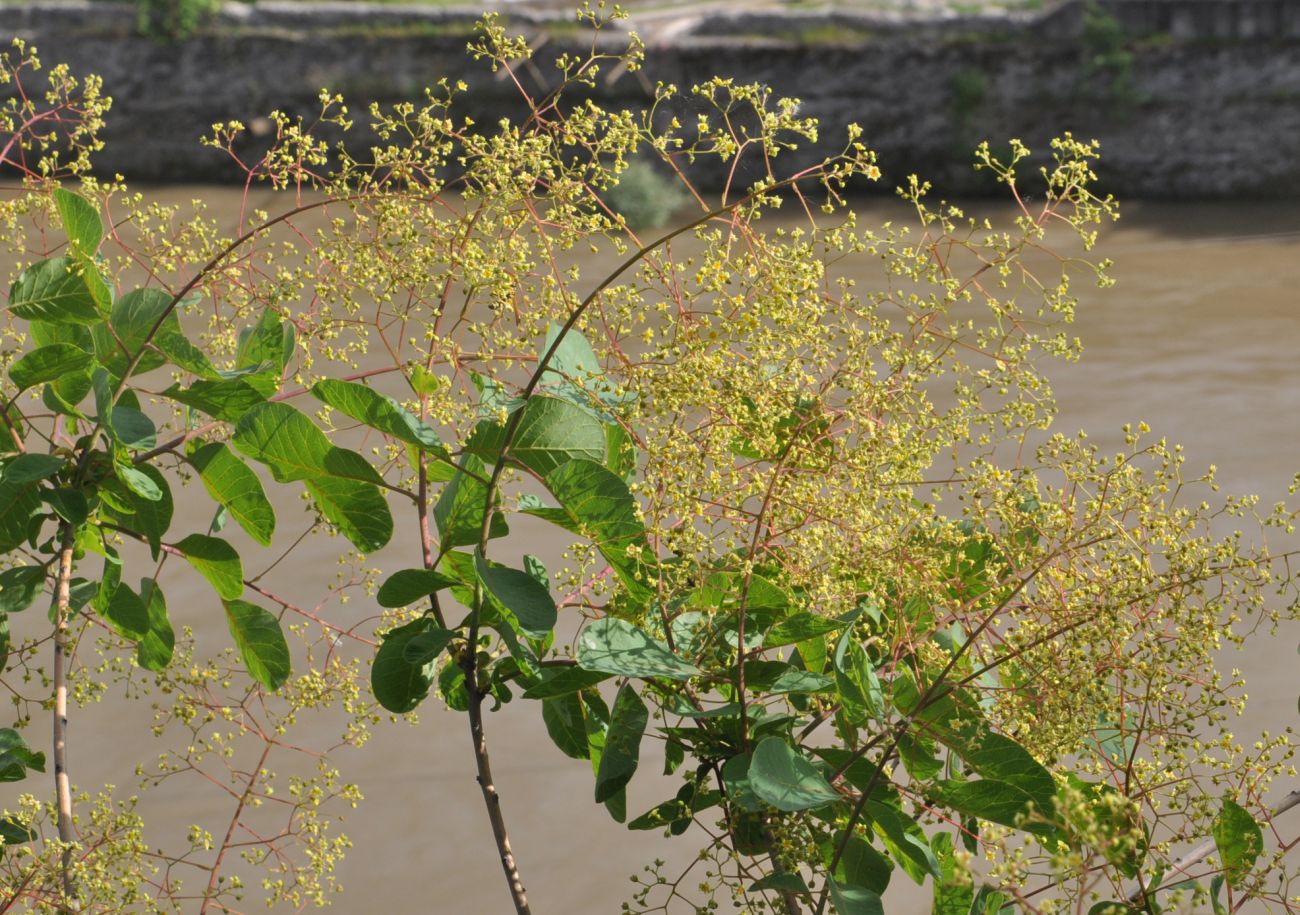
[0, 8, 1295, 914]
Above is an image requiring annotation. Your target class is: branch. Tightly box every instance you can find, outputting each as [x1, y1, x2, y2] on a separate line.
[49, 523, 78, 911]
[1127, 790, 1300, 903]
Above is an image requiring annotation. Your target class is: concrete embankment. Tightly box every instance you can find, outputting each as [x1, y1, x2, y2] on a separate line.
[4, 0, 1300, 196]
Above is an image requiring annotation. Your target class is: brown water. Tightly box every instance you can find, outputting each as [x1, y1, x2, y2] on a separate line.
[27, 191, 1300, 913]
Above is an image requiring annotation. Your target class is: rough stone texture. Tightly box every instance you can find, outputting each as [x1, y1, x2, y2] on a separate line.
[4, 0, 1300, 196]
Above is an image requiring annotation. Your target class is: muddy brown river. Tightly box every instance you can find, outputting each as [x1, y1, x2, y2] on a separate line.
[16, 190, 1300, 913]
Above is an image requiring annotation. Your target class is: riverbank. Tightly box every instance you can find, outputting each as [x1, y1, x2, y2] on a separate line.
[5, 0, 1300, 196]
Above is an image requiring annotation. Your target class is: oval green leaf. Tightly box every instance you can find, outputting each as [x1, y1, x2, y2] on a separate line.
[187, 442, 275, 547]
[594, 684, 648, 803]
[474, 551, 557, 639]
[54, 188, 103, 253]
[372, 617, 440, 713]
[376, 568, 459, 609]
[8, 343, 93, 391]
[1213, 796, 1262, 888]
[576, 618, 699, 681]
[173, 533, 243, 601]
[136, 579, 174, 673]
[8, 257, 100, 324]
[310, 378, 446, 454]
[748, 736, 841, 812]
[223, 599, 290, 692]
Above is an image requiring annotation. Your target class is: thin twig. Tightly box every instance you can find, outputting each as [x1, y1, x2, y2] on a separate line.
[1127, 790, 1300, 903]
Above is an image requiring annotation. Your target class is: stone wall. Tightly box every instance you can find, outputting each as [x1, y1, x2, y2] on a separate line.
[4, 0, 1300, 197]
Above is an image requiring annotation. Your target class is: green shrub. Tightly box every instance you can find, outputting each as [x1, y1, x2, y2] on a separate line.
[0, 14, 1293, 915]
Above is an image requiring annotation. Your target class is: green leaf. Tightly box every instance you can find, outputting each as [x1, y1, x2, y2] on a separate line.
[605, 421, 637, 480]
[0, 483, 42, 553]
[537, 459, 653, 600]
[474, 551, 557, 639]
[542, 692, 589, 760]
[0, 565, 45, 614]
[401, 627, 454, 666]
[835, 632, 884, 724]
[43, 372, 92, 417]
[897, 732, 943, 782]
[433, 454, 508, 549]
[232, 402, 392, 552]
[303, 475, 393, 553]
[310, 379, 446, 454]
[163, 377, 267, 423]
[438, 660, 469, 711]
[931, 832, 974, 915]
[542, 323, 602, 388]
[832, 831, 893, 895]
[9, 344, 93, 391]
[581, 692, 626, 823]
[136, 578, 174, 672]
[749, 872, 810, 896]
[595, 684, 648, 803]
[744, 661, 834, 694]
[187, 442, 275, 547]
[0, 815, 33, 845]
[930, 779, 1041, 832]
[408, 364, 441, 397]
[376, 568, 458, 609]
[866, 802, 943, 884]
[1213, 797, 1262, 888]
[236, 308, 294, 376]
[959, 731, 1056, 814]
[762, 611, 851, 648]
[0, 728, 44, 782]
[42, 489, 88, 525]
[372, 617, 440, 713]
[101, 582, 148, 640]
[91, 367, 154, 450]
[748, 737, 841, 812]
[54, 188, 103, 253]
[830, 881, 884, 915]
[152, 303, 218, 379]
[638, 784, 720, 833]
[115, 460, 162, 504]
[223, 600, 290, 691]
[173, 534, 243, 601]
[0, 454, 65, 485]
[521, 666, 611, 700]
[92, 287, 174, 377]
[507, 396, 607, 477]
[577, 618, 699, 681]
[0, 404, 23, 453]
[106, 406, 157, 452]
[1209, 876, 1227, 915]
[104, 464, 172, 558]
[8, 257, 100, 324]
[539, 323, 630, 412]
[90, 548, 122, 616]
[232, 402, 382, 485]
[1087, 904, 1141, 915]
[970, 886, 1010, 915]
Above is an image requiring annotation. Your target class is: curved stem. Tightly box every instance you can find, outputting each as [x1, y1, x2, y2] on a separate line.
[462, 648, 532, 914]
[50, 523, 77, 911]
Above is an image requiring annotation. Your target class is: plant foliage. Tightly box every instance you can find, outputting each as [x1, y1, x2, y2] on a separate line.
[0, 12, 1293, 915]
